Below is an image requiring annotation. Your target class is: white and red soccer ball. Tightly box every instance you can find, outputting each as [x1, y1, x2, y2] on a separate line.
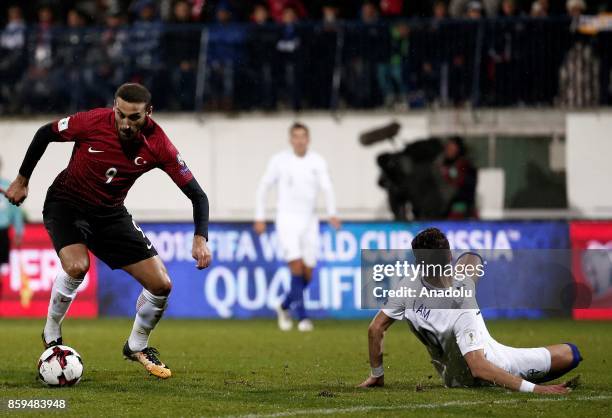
[38, 345, 83, 386]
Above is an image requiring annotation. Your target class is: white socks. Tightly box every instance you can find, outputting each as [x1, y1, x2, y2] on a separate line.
[44, 270, 83, 343]
[128, 289, 168, 352]
[44, 271, 167, 351]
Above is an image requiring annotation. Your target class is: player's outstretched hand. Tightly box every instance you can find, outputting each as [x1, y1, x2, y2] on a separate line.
[0, 175, 28, 206]
[254, 221, 266, 235]
[357, 375, 384, 388]
[192, 235, 212, 270]
[533, 382, 571, 394]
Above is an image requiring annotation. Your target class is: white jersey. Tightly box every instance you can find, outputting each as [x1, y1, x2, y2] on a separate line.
[382, 277, 540, 387]
[255, 150, 336, 222]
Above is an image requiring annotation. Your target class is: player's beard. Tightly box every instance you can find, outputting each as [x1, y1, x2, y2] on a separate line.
[118, 124, 144, 144]
[118, 128, 144, 156]
[119, 128, 136, 142]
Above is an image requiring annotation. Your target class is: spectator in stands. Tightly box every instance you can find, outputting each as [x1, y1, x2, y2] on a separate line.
[275, 6, 305, 110]
[216, 1, 234, 23]
[433, 0, 449, 18]
[252, 3, 272, 24]
[379, 0, 406, 18]
[500, 0, 518, 16]
[417, 1, 449, 105]
[128, 0, 163, 106]
[440, 136, 477, 219]
[18, 5, 62, 113]
[558, 0, 598, 107]
[322, 2, 340, 23]
[191, 0, 208, 21]
[71, 0, 109, 24]
[361, 1, 380, 23]
[557, 36, 605, 108]
[344, 1, 388, 108]
[378, 22, 410, 109]
[0, 5, 26, 114]
[450, 0, 496, 17]
[268, 0, 307, 23]
[56, 9, 89, 112]
[466, 1, 484, 18]
[246, 3, 277, 109]
[83, 9, 129, 107]
[309, 1, 341, 109]
[485, 0, 529, 106]
[488, 0, 524, 105]
[164, 0, 200, 110]
[205, 2, 245, 110]
[530, 0, 549, 16]
[159, 0, 208, 22]
[446, 1, 481, 105]
[566, 0, 586, 17]
[159, 0, 174, 21]
[530, 2, 543, 15]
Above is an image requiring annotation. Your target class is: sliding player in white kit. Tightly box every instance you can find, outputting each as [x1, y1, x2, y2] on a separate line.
[254, 122, 340, 332]
[359, 228, 582, 394]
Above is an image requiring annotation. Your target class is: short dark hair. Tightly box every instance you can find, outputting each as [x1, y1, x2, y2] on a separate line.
[290, 122, 309, 135]
[411, 227, 451, 268]
[115, 83, 152, 106]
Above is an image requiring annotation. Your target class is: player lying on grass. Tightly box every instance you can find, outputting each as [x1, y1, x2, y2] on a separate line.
[358, 228, 582, 394]
[0, 83, 212, 379]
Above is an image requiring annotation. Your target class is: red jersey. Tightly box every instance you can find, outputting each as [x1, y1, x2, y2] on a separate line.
[49, 108, 193, 208]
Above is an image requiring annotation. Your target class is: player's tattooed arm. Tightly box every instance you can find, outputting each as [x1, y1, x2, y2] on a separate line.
[358, 311, 396, 388]
[464, 350, 571, 394]
[0, 123, 60, 206]
[180, 178, 211, 269]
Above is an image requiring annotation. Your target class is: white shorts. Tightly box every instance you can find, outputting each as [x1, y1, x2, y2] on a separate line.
[275, 215, 319, 267]
[487, 342, 552, 381]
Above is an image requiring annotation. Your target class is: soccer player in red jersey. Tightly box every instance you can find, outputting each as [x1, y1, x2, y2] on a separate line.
[0, 83, 211, 379]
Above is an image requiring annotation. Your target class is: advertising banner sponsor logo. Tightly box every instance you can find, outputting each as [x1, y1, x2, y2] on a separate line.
[0, 225, 97, 318]
[97, 221, 568, 319]
[570, 221, 612, 320]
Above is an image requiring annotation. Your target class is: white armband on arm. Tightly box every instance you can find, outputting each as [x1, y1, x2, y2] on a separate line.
[519, 380, 535, 393]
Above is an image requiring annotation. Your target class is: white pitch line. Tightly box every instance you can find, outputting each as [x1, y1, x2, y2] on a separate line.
[230, 394, 612, 418]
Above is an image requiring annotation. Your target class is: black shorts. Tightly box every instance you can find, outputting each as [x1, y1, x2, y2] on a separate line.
[42, 197, 157, 270]
[0, 228, 9, 264]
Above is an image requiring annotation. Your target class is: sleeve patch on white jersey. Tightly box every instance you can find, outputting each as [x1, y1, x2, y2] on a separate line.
[463, 328, 478, 347]
[58, 117, 70, 132]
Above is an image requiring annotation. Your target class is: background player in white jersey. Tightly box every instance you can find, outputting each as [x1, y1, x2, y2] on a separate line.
[254, 122, 340, 332]
[358, 228, 582, 394]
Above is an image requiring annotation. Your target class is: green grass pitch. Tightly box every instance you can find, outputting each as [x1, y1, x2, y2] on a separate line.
[1, 318, 611, 417]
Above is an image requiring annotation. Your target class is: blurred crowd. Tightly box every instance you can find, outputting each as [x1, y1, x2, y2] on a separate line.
[2, 0, 610, 24]
[1, 0, 611, 113]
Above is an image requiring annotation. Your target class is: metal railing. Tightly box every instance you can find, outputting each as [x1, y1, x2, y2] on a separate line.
[0, 17, 608, 114]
